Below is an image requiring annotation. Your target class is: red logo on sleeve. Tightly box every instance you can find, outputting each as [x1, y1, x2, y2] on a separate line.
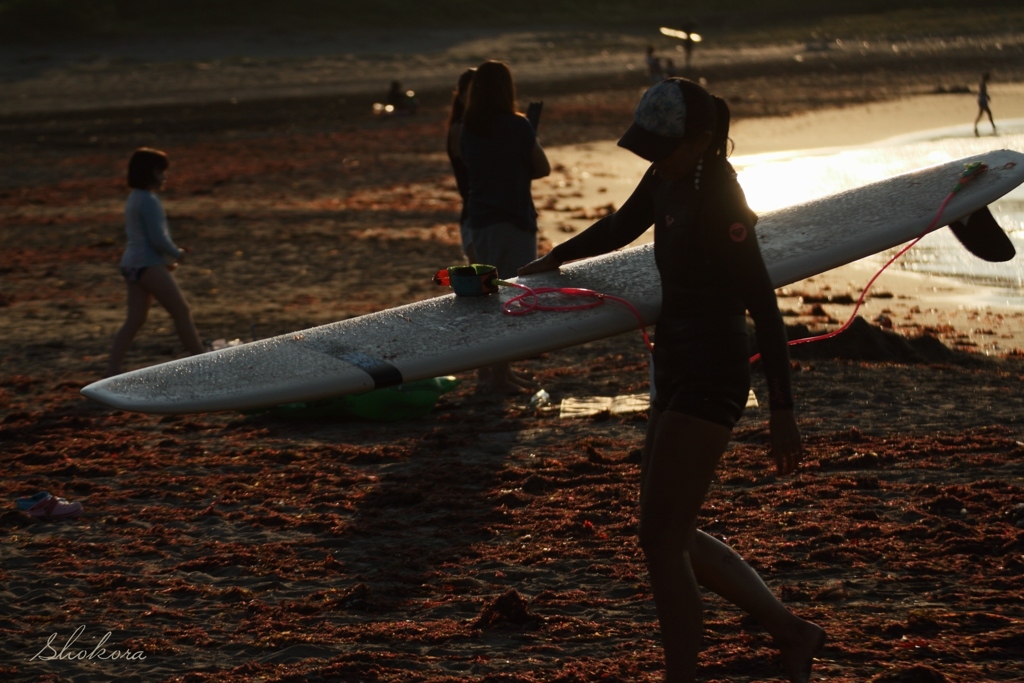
[729, 222, 748, 242]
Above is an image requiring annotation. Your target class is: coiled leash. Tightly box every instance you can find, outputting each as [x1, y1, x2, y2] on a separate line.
[433, 263, 654, 351]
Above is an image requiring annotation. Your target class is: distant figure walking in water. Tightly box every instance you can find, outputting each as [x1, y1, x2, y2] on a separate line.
[106, 148, 205, 377]
[974, 72, 996, 137]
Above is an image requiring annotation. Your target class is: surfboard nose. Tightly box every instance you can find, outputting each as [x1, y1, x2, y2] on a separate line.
[949, 206, 1016, 263]
[80, 377, 131, 411]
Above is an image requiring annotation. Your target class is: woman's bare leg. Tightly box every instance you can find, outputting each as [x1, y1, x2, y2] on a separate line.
[138, 266, 205, 355]
[974, 106, 995, 135]
[690, 531, 825, 683]
[106, 281, 152, 377]
[640, 409, 732, 682]
[641, 407, 824, 683]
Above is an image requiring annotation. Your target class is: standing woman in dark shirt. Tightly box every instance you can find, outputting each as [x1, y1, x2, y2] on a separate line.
[446, 67, 476, 262]
[519, 79, 825, 682]
[461, 59, 551, 393]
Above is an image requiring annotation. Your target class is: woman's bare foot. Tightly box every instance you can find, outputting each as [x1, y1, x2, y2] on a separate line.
[775, 619, 826, 683]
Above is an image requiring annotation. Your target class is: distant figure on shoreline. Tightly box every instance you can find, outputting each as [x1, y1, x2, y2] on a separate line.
[645, 46, 663, 84]
[106, 148, 205, 377]
[657, 24, 702, 73]
[974, 72, 996, 137]
[681, 20, 699, 69]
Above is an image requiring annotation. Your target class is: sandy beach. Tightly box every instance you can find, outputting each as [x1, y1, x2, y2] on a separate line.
[2, 25, 1024, 683]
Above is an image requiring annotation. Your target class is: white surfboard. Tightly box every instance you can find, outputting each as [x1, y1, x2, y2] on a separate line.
[82, 150, 1024, 414]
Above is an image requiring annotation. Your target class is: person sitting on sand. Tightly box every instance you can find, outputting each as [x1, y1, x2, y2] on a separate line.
[106, 148, 205, 377]
[386, 80, 419, 115]
[519, 78, 825, 682]
[974, 72, 996, 137]
[460, 60, 551, 394]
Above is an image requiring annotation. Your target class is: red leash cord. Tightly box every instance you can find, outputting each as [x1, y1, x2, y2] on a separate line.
[749, 161, 987, 362]
[499, 162, 988, 362]
[499, 281, 655, 352]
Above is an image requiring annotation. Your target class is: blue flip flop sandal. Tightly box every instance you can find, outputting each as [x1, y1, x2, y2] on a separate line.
[16, 491, 52, 511]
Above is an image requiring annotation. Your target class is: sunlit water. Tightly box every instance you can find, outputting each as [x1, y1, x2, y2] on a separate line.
[732, 118, 1024, 306]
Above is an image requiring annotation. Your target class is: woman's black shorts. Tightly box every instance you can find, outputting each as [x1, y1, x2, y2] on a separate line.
[651, 315, 751, 429]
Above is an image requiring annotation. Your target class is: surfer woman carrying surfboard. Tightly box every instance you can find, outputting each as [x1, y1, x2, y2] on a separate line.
[105, 148, 206, 377]
[519, 78, 825, 683]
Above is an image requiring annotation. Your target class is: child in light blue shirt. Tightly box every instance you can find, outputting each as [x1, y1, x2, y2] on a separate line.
[106, 148, 205, 376]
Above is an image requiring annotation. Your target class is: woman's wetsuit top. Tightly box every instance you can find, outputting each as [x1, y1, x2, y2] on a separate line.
[549, 162, 794, 410]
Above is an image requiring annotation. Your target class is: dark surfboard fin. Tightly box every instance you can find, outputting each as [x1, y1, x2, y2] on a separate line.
[949, 206, 1016, 262]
